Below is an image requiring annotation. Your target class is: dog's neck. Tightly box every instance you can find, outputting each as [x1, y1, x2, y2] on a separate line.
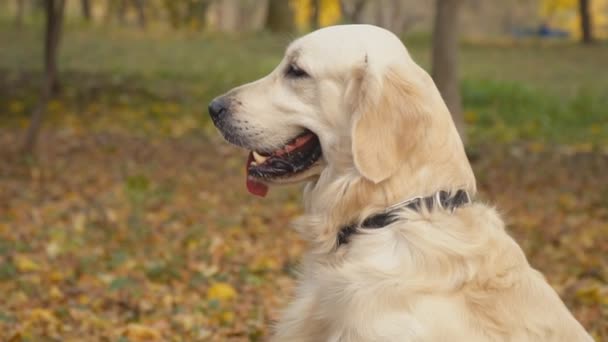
[296, 128, 476, 252]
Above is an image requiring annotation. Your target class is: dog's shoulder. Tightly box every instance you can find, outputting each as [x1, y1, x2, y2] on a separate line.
[447, 204, 593, 341]
[274, 203, 592, 341]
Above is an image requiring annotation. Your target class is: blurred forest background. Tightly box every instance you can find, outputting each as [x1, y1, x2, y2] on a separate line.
[0, 0, 607, 341]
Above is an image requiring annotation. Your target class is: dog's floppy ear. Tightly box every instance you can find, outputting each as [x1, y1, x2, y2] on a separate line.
[350, 66, 430, 184]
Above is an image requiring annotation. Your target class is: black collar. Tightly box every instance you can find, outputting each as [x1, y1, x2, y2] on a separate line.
[337, 190, 471, 247]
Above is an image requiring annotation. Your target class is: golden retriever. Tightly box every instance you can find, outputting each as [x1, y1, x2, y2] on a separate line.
[209, 25, 592, 342]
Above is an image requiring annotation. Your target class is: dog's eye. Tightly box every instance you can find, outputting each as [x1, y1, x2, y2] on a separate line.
[286, 64, 309, 78]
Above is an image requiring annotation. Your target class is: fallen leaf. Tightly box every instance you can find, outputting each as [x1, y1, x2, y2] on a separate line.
[207, 282, 237, 302]
[123, 323, 161, 341]
[14, 255, 40, 272]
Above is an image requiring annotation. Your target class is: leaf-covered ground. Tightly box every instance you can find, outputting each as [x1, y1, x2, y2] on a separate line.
[0, 129, 607, 341]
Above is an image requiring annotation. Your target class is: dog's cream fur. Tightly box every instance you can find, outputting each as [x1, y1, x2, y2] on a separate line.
[212, 25, 592, 341]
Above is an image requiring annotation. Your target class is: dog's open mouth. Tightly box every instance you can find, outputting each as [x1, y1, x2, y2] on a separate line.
[246, 130, 322, 197]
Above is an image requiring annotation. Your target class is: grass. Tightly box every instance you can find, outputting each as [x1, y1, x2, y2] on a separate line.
[0, 20, 607, 146]
[463, 79, 608, 145]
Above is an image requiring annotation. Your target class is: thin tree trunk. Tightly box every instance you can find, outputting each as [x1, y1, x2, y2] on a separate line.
[579, 0, 593, 44]
[81, 0, 92, 21]
[194, 0, 212, 30]
[340, 0, 367, 24]
[219, 0, 240, 32]
[23, 0, 66, 154]
[163, 0, 180, 29]
[311, 0, 320, 29]
[118, 0, 127, 25]
[353, 0, 367, 22]
[431, 0, 465, 143]
[15, 0, 25, 28]
[104, 0, 115, 23]
[45, 0, 65, 95]
[266, 0, 294, 32]
[390, 0, 403, 33]
[133, 0, 146, 29]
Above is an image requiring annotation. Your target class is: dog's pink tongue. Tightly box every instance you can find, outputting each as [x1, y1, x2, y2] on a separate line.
[246, 152, 268, 197]
[247, 177, 268, 197]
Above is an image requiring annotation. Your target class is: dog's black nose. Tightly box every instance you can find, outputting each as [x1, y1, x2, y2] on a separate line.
[208, 98, 228, 121]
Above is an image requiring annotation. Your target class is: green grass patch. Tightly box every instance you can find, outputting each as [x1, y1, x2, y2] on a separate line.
[463, 79, 608, 145]
[0, 22, 606, 145]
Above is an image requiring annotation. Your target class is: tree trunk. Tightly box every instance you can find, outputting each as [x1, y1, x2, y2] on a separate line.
[431, 0, 465, 143]
[163, 0, 181, 29]
[81, 0, 92, 21]
[311, 0, 320, 29]
[579, 0, 593, 44]
[266, 0, 294, 32]
[340, 0, 367, 24]
[23, 0, 66, 154]
[237, 0, 268, 31]
[218, 0, 241, 32]
[133, 0, 146, 29]
[15, 0, 25, 28]
[390, 0, 403, 33]
[104, 0, 115, 23]
[186, 0, 212, 30]
[45, 0, 65, 95]
[118, 0, 127, 25]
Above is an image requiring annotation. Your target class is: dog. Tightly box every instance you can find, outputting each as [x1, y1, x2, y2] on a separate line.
[209, 25, 592, 341]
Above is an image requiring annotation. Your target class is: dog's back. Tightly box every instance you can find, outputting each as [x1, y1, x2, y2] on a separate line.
[273, 204, 592, 341]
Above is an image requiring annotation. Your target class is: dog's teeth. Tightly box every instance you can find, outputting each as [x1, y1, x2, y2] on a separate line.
[252, 151, 268, 164]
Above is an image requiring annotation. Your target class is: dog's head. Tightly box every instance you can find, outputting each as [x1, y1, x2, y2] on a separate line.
[209, 25, 470, 197]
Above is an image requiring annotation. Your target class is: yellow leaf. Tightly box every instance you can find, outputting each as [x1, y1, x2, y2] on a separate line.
[8, 100, 24, 113]
[251, 256, 280, 272]
[46, 242, 61, 258]
[162, 294, 174, 309]
[573, 142, 593, 153]
[29, 308, 58, 323]
[47, 100, 63, 112]
[78, 294, 91, 305]
[220, 311, 235, 324]
[13, 291, 29, 305]
[558, 193, 577, 210]
[49, 271, 65, 282]
[164, 102, 180, 114]
[14, 255, 40, 272]
[464, 110, 478, 124]
[187, 240, 198, 251]
[72, 213, 87, 232]
[49, 286, 63, 300]
[528, 142, 545, 153]
[124, 323, 161, 341]
[589, 124, 602, 135]
[575, 285, 601, 304]
[207, 282, 237, 302]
